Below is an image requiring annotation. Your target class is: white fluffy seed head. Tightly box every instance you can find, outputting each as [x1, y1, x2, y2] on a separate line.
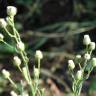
[35, 50, 43, 60]
[0, 18, 7, 28]
[13, 56, 21, 66]
[0, 33, 4, 41]
[68, 60, 75, 70]
[7, 6, 17, 17]
[2, 69, 10, 79]
[76, 70, 82, 80]
[83, 35, 91, 45]
[16, 41, 25, 51]
[91, 58, 96, 67]
[89, 42, 96, 51]
[84, 53, 91, 60]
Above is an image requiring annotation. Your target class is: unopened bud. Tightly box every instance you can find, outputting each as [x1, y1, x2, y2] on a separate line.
[35, 50, 43, 60]
[76, 54, 81, 59]
[22, 67, 29, 82]
[89, 42, 95, 51]
[10, 91, 18, 96]
[68, 60, 75, 70]
[2, 69, 10, 79]
[13, 56, 21, 66]
[34, 68, 40, 78]
[0, 33, 4, 41]
[0, 18, 7, 28]
[7, 6, 17, 17]
[76, 70, 82, 80]
[84, 53, 91, 60]
[16, 41, 25, 51]
[91, 58, 96, 67]
[83, 35, 91, 45]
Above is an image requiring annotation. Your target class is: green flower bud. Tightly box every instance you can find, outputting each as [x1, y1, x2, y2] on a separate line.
[13, 56, 21, 67]
[34, 68, 40, 78]
[89, 42, 95, 51]
[91, 58, 96, 67]
[2, 69, 10, 79]
[68, 60, 75, 70]
[35, 50, 43, 60]
[16, 41, 25, 51]
[0, 33, 4, 41]
[7, 6, 17, 17]
[84, 53, 91, 60]
[22, 67, 29, 82]
[76, 55, 81, 59]
[0, 18, 7, 28]
[83, 35, 91, 45]
[76, 70, 82, 80]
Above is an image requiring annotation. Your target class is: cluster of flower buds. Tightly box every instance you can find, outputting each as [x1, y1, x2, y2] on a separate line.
[0, 6, 17, 28]
[68, 34, 96, 81]
[83, 35, 96, 51]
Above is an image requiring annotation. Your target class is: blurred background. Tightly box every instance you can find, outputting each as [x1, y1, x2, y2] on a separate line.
[0, 0, 96, 96]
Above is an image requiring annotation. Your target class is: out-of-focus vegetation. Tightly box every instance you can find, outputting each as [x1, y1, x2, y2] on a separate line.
[0, 0, 96, 96]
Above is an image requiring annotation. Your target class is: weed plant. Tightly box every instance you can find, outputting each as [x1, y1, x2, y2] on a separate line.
[0, 6, 44, 96]
[68, 35, 96, 96]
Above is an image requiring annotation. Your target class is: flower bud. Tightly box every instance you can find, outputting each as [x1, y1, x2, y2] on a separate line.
[16, 41, 25, 51]
[91, 58, 96, 67]
[2, 69, 10, 79]
[0, 18, 7, 28]
[7, 6, 17, 17]
[76, 70, 82, 80]
[68, 60, 75, 70]
[13, 56, 21, 67]
[89, 42, 95, 51]
[83, 35, 91, 45]
[34, 68, 40, 78]
[22, 67, 29, 82]
[0, 33, 4, 41]
[35, 50, 43, 60]
[76, 54, 81, 59]
[84, 53, 91, 60]
[10, 91, 18, 96]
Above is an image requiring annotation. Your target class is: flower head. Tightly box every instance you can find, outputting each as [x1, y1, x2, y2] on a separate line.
[0, 18, 7, 28]
[13, 56, 21, 66]
[35, 50, 43, 60]
[84, 53, 91, 60]
[0, 33, 4, 41]
[91, 58, 96, 67]
[7, 6, 17, 17]
[76, 70, 82, 80]
[89, 42, 95, 51]
[68, 60, 75, 70]
[83, 35, 91, 45]
[16, 41, 25, 51]
[2, 69, 10, 79]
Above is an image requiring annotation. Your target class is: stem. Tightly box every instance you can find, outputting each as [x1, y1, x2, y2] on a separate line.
[8, 77, 17, 88]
